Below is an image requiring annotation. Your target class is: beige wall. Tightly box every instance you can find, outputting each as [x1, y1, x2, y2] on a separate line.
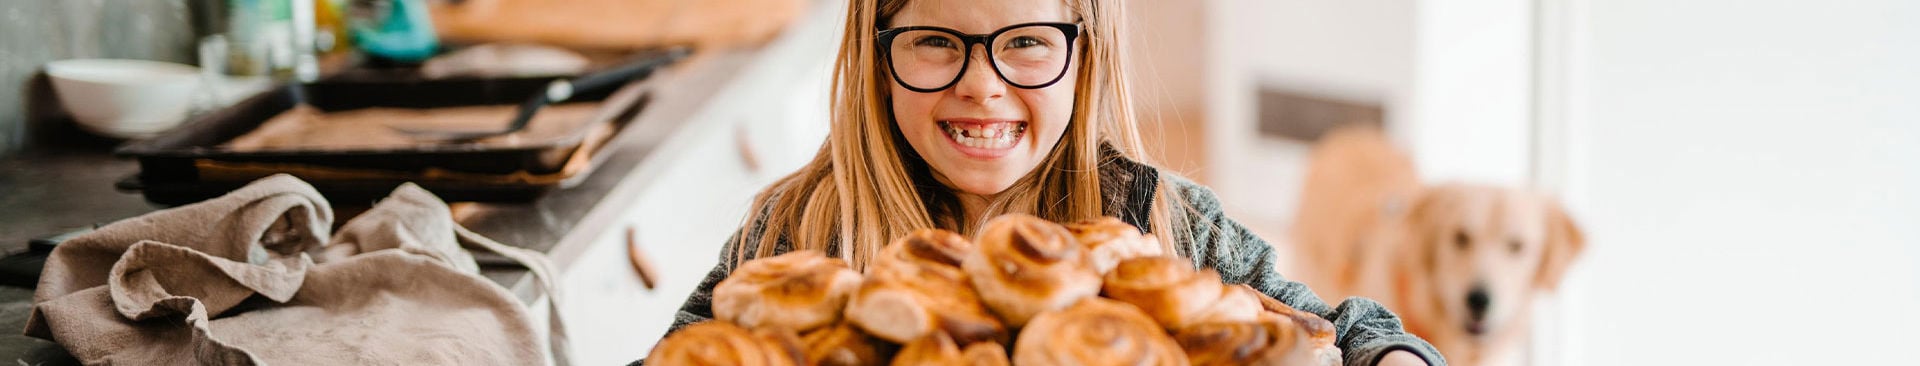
[1123, 0, 1211, 181]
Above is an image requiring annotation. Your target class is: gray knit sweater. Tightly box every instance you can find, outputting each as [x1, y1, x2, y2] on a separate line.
[635, 153, 1446, 366]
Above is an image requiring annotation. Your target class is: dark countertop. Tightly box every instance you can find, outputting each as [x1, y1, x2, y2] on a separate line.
[0, 48, 756, 364]
[0, 125, 156, 254]
[0, 125, 135, 365]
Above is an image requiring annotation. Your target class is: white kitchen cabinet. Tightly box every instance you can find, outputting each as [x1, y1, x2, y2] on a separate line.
[544, 2, 839, 364]
[555, 123, 764, 365]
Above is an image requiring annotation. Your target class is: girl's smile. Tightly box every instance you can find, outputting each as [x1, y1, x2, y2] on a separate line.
[936, 119, 1027, 159]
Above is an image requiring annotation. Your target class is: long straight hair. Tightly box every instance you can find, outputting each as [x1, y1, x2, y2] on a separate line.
[735, 0, 1188, 271]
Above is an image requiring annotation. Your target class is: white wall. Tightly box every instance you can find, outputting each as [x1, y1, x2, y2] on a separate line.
[1408, 0, 1536, 185]
[1555, 0, 1920, 364]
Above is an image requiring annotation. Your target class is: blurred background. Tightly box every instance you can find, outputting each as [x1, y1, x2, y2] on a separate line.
[2, 0, 1916, 365]
[1123, 1, 1920, 365]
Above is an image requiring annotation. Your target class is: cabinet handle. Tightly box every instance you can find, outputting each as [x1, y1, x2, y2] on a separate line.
[627, 226, 659, 290]
[735, 124, 762, 173]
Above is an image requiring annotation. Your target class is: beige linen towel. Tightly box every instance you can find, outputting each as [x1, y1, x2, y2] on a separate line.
[317, 183, 478, 273]
[25, 174, 568, 365]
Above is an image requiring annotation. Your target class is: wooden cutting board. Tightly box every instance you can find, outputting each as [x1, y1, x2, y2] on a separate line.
[429, 0, 811, 50]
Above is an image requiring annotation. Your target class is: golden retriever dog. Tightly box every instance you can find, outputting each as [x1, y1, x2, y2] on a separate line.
[1290, 127, 1585, 366]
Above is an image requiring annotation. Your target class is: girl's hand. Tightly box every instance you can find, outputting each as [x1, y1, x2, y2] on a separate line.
[1378, 350, 1429, 366]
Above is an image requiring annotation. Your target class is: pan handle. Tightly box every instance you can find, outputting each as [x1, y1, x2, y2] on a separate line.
[114, 174, 146, 192]
[556, 47, 693, 103]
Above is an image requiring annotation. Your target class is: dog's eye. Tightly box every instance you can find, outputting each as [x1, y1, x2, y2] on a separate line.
[1508, 239, 1524, 254]
[1453, 230, 1470, 250]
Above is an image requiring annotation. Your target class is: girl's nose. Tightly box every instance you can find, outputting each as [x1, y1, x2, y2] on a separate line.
[950, 44, 1006, 103]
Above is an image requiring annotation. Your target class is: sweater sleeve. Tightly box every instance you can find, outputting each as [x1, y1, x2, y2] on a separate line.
[665, 251, 731, 336]
[1165, 175, 1447, 366]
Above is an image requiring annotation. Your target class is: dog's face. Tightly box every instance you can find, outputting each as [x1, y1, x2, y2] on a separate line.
[1405, 184, 1584, 344]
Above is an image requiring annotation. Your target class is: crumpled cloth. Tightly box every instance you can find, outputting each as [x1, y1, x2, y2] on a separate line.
[25, 174, 571, 365]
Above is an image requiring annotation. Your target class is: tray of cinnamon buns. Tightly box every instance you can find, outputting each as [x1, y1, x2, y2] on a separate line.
[647, 214, 1343, 366]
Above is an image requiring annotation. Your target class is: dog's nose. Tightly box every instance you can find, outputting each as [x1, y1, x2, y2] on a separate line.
[1466, 286, 1491, 320]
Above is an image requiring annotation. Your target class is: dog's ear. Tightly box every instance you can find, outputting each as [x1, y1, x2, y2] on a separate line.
[1534, 199, 1586, 290]
[1386, 186, 1451, 321]
[1398, 186, 1451, 273]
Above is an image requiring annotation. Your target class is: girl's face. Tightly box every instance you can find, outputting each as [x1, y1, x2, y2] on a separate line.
[886, 0, 1079, 197]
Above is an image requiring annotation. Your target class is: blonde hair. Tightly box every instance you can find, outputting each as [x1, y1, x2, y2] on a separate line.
[735, 0, 1185, 271]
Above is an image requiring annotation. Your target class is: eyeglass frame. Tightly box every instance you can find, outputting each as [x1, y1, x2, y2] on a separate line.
[876, 22, 1082, 93]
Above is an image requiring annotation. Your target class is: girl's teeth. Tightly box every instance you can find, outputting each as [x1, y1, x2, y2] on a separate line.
[944, 121, 1021, 147]
[939, 121, 1022, 149]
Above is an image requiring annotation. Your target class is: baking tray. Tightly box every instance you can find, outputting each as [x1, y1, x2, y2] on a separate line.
[111, 46, 681, 205]
[115, 86, 649, 205]
[116, 75, 623, 178]
[119, 170, 561, 205]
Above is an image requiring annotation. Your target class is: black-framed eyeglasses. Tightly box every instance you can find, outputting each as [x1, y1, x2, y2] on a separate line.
[877, 22, 1081, 93]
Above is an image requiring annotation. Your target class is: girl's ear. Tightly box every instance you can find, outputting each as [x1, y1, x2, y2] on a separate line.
[1533, 199, 1586, 291]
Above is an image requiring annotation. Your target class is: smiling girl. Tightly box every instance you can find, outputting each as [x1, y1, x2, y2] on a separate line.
[652, 0, 1441, 364]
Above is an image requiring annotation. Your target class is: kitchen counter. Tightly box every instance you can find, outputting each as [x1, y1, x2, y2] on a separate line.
[0, 61, 726, 363]
[0, 0, 840, 358]
[1, 47, 756, 286]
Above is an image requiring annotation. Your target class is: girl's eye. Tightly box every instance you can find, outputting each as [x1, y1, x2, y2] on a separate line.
[1453, 229, 1471, 250]
[1007, 36, 1045, 49]
[1508, 239, 1524, 254]
[915, 36, 957, 49]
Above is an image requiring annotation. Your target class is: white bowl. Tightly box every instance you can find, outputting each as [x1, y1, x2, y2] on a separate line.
[45, 59, 203, 139]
